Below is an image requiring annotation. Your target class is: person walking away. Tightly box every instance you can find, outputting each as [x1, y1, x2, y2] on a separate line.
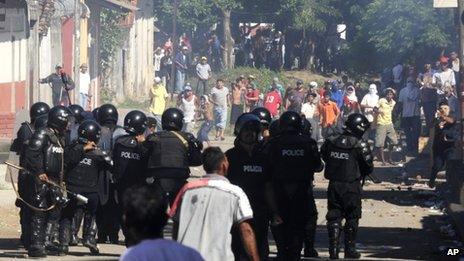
[419, 64, 438, 136]
[374, 88, 398, 165]
[169, 147, 259, 261]
[178, 86, 198, 133]
[318, 92, 340, 138]
[360, 84, 379, 140]
[144, 108, 203, 205]
[175, 46, 189, 94]
[428, 104, 456, 188]
[321, 113, 374, 259]
[58, 120, 112, 255]
[301, 93, 321, 142]
[79, 64, 91, 110]
[197, 95, 214, 147]
[230, 81, 245, 127]
[196, 57, 211, 96]
[210, 79, 230, 141]
[399, 80, 421, 156]
[150, 77, 169, 132]
[120, 185, 204, 260]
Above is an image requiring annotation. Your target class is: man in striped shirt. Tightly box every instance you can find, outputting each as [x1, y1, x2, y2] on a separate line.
[170, 147, 259, 261]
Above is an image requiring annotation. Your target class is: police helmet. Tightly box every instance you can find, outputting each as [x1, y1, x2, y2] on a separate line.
[301, 118, 312, 137]
[78, 120, 102, 144]
[97, 104, 118, 125]
[68, 104, 84, 123]
[162, 108, 184, 131]
[30, 102, 50, 123]
[124, 110, 147, 135]
[279, 111, 302, 133]
[33, 114, 48, 129]
[344, 113, 370, 138]
[92, 107, 99, 120]
[234, 113, 261, 136]
[251, 107, 272, 127]
[269, 119, 281, 137]
[47, 105, 71, 132]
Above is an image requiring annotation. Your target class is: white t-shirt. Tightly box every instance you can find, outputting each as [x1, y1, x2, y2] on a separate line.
[360, 94, 379, 122]
[196, 63, 211, 80]
[433, 69, 456, 89]
[79, 72, 91, 95]
[301, 102, 317, 119]
[399, 85, 420, 117]
[154, 53, 164, 72]
[210, 86, 229, 108]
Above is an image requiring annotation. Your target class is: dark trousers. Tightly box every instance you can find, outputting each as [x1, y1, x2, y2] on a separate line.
[17, 172, 33, 248]
[96, 183, 120, 243]
[197, 120, 214, 143]
[155, 178, 187, 206]
[196, 79, 208, 96]
[326, 180, 362, 223]
[271, 182, 314, 261]
[430, 147, 454, 183]
[232, 209, 270, 260]
[401, 116, 421, 153]
[422, 102, 437, 133]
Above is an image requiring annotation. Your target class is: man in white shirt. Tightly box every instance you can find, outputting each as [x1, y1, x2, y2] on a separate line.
[79, 63, 91, 109]
[433, 60, 456, 94]
[195, 57, 212, 96]
[399, 81, 421, 155]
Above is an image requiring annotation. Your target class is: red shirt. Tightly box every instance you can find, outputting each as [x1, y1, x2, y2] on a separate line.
[264, 90, 282, 117]
[246, 89, 260, 106]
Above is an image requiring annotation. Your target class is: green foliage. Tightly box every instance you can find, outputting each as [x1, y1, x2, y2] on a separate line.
[215, 67, 291, 93]
[284, 0, 340, 35]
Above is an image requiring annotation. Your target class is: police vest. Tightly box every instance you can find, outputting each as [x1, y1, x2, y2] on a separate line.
[322, 134, 361, 182]
[113, 135, 145, 186]
[146, 131, 190, 175]
[44, 128, 65, 176]
[65, 149, 101, 193]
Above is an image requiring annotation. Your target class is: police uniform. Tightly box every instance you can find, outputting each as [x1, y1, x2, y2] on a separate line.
[321, 132, 373, 259]
[24, 126, 66, 257]
[144, 130, 202, 205]
[226, 140, 271, 260]
[266, 130, 323, 260]
[59, 142, 112, 254]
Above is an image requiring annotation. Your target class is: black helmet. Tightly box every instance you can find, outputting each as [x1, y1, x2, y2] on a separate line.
[124, 110, 147, 135]
[97, 104, 118, 125]
[234, 113, 261, 136]
[78, 120, 102, 144]
[47, 105, 70, 132]
[345, 113, 370, 138]
[33, 114, 48, 129]
[162, 108, 184, 131]
[269, 119, 281, 137]
[279, 111, 302, 132]
[251, 107, 272, 127]
[301, 118, 312, 136]
[92, 107, 99, 120]
[68, 104, 84, 123]
[30, 102, 50, 123]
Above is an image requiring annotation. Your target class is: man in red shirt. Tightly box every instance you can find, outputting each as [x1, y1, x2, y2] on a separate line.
[264, 85, 282, 118]
[245, 84, 260, 112]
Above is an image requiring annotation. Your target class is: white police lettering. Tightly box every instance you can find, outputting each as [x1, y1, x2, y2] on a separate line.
[80, 158, 92, 166]
[243, 165, 263, 173]
[330, 151, 349, 160]
[120, 151, 140, 160]
[282, 149, 305, 156]
[52, 147, 64, 154]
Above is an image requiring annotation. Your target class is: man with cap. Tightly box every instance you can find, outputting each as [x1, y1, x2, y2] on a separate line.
[39, 64, 75, 106]
[79, 63, 91, 109]
[175, 46, 190, 94]
[177, 84, 198, 133]
[285, 80, 306, 113]
[196, 56, 212, 96]
[150, 77, 169, 131]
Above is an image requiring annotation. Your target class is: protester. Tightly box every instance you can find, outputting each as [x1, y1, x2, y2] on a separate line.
[160, 49, 173, 90]
[342, 85, 360, 118]
[39, 64, 75, 106]
[301, 93, 321, 141]
[360, 84, 379, 139]
[150, 77, 169, 131]
[392, 61, 403, 91]
[245, 83, 260, 112]
[169, 147, 259, 261]
[210, 79, 229, 141]
[230, 81, 245, 126]
[374, 88, 398, 165]
[197, 95, 214, 147]
[263, 83, 282, 119]
[154, 47, 164, 77]
[433, 57, 456, 93]
[195, 57, 211, 96]
[120, 185, 204, 260]
[175, 46, 189, 94]
[318, 91, 340, 138]
[399, 80, 421, 155]
[285, 80, 306, 113]
[78, 64, 91, 110]
[270, 77, 285, 98]
[178, 85, 198, 133]
[419, 64, 438, 135]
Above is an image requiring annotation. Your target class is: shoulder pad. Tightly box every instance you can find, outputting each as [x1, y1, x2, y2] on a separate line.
[357, 139, 373, 159]
[29, 129, 48, 150]
[115, 135, 137, 147]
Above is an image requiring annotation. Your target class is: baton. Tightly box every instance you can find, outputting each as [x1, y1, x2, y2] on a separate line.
[4, 161, 88, 204]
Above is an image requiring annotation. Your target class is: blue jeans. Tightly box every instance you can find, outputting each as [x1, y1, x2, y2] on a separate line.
[79, 93, 87, 108]
[175, 70, 185, 94]
[401, 116, 421, 153]
[197, 120, 214, 143]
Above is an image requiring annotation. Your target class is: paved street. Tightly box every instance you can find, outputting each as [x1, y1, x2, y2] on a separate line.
[0, 137, 462, 260]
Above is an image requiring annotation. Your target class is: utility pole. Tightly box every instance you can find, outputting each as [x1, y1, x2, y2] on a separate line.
[170, 0, 178, 101]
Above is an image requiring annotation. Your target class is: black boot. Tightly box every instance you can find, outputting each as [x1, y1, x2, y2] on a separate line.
[344, 220, 361, 259]
[82, 213, 100, 254]
[303, 216, 319, 258]
[328, 222, 341, 259]
[58, 219, 71, 256]
[44, 221, 60, 255]
[70, 208, 83, 246]
[28, 214, 47, 258]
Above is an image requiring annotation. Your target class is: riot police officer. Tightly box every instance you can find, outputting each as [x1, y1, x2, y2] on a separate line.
[113, 110, 148, 246]
[251, 107, 272, 140]
[226, 113, 277, 260]
[95, 103, 125, 244]
[59, 120, 112, 255]
[321, 113, 374, 259]
[10, 102, 50, 249]
[24, 105, 70, 257]
[265, 111, 323, 260]
[144, 108, 202, 205]
[67, 104, 84, 143]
